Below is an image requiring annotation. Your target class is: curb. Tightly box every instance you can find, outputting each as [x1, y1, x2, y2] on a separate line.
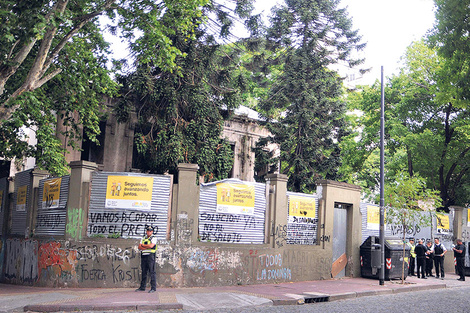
[23, 303, 183, 312]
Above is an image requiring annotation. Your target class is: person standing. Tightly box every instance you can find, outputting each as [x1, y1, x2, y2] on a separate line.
[136, 226, 158, 293]
[453, 238, 466, 281]
[415, 239, 427, 279]
[425, 240, 434, 277]
[407, 239, 416, 276]
[434, 238, 447, 280]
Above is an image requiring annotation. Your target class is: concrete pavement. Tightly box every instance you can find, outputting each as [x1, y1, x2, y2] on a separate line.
[1, 273, 468, 312]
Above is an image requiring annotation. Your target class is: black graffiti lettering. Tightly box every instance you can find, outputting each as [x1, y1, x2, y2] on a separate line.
[243, 216, 256, 230]
[80, 264, 106, 281]
[200, 231, 242, 243]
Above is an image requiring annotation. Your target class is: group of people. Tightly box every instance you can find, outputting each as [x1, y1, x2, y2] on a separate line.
[407, 238, 466, 281]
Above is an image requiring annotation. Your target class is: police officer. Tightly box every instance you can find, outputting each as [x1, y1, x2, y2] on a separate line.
[135, 226, 157, 293]
[407, 239, 416, 276]
[415, 239, 427, 279]
[453, 238, 466, 281]
[425, 240, 434, 277]
[433, 238, 447, 280]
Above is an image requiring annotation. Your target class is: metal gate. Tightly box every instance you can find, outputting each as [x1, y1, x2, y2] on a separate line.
[332, 203, 348, 278]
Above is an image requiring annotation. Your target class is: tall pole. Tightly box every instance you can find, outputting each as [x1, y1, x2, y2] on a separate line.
[379, 66, 385, 285]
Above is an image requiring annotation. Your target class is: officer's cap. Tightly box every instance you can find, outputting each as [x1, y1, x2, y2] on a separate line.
[145, 226, 154, 232]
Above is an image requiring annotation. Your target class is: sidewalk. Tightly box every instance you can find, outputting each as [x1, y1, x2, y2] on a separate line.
[1, 273, 467, 312]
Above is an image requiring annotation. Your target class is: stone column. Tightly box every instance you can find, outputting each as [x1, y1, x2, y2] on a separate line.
[176, 163, 199, 245]
[66, 161, 98, 240]
[266, 174, 288, 248]
[316, 180, 362, 277]
[452, 206, 464, 241]
[28, 168, 49, 237]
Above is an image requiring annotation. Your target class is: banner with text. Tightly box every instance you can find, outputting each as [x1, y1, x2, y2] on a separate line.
[16, 185, 28, 211]
[436, 213, 450, 233]
[216, 182, 255, 215]
[288, 195, 316, 222]
[105, 176, 153, 210]
[42, 177, 62, 209]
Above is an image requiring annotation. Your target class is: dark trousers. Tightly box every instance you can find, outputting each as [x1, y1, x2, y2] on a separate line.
[425, 257, 433, 275]
[140, 253, 157, 290]
[434, 256, 445, 278]
[416, 257, 426, 278]
[408, 256, 415, 275]
[456, 257, 465, 280]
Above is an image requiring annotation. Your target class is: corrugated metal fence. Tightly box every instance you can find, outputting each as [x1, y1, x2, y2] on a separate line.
[286, 191, 319, 245]
[88, 171, 172, 240]
[35, 176, 70, 236]
[11, 169, 33, 236]
[198, 179, 266, 244]
[0, 177, 8, 234]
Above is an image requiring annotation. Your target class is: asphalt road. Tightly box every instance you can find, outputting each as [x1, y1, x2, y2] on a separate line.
[141, 285, 470, 313]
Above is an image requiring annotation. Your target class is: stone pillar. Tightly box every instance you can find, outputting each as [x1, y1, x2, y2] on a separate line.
[66, 161, 98, 240]
[28, 168, 49, 237]
[266, 174, 288, 248]
[176, 163, 199, 245]
[316, 180, 362, 277]
[452, 206, 464, 241]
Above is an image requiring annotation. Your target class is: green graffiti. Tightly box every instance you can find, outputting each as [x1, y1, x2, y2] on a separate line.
[66, 208, 83, 240]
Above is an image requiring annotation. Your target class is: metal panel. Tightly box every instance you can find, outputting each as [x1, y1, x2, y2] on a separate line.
[88, 172, 172, 240]
[360, 203, 392, 242]
[333, 206, 347, 278]
[0, 177, 8, 234]
[11, 169, 33, 236]
[286, 191, 318, 245]
[198, 179, 266, 244]
[35, 176, 70, 236]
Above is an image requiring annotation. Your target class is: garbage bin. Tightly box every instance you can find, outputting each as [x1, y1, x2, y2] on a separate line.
[360, 236, 410, 280]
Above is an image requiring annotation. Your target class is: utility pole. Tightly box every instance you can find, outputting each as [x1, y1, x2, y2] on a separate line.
[379, 66, 385, 285]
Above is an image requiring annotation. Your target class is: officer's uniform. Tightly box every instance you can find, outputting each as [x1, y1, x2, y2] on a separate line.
[454, 241, 466, 281]
[136, 226, 157, 292]
[407, 240, 416, 275]
[434, 241, 446, 278]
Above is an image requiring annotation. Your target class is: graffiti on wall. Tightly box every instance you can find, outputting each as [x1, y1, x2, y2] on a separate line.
[187, 249, 220, 273]
[70, 242, 140, 284]
[87, 211, 160, 237]
[199, 213, 258, 243]
[256, 253, 291, 281]
[66, 208, 84, 240]
[38, 241, 78, 281]
[5, 238, 39, 283]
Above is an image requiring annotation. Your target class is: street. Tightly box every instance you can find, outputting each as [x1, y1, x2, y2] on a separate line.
[146, 285, 470, 313]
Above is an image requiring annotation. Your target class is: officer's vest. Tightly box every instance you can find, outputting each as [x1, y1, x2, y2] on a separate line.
[408, 243, 416, 258]
[434, 244, 444, 256]
[140, 235, 157, 254]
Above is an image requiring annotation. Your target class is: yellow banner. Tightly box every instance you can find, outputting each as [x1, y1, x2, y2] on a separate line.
[289, 195, 316, 218]
[42, 177, 62, 209]
[17, 185, 28, 211]
[0, 190, 3, 212]
[105, 176, 153, 210]
[216, 182, 255, 215]
[467, 209, 470, 227]
[367, 206, 380, 230]
[436, 213, 450, 231]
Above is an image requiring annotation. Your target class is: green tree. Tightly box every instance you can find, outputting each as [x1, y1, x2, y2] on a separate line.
[341, 40, 470, 210]
[116, 1, 256, 180]
[256, 0, 365, 192]
[0, 0, 207, 175]
[385, 171, 441, 283]
[429, 0, 470, 101]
